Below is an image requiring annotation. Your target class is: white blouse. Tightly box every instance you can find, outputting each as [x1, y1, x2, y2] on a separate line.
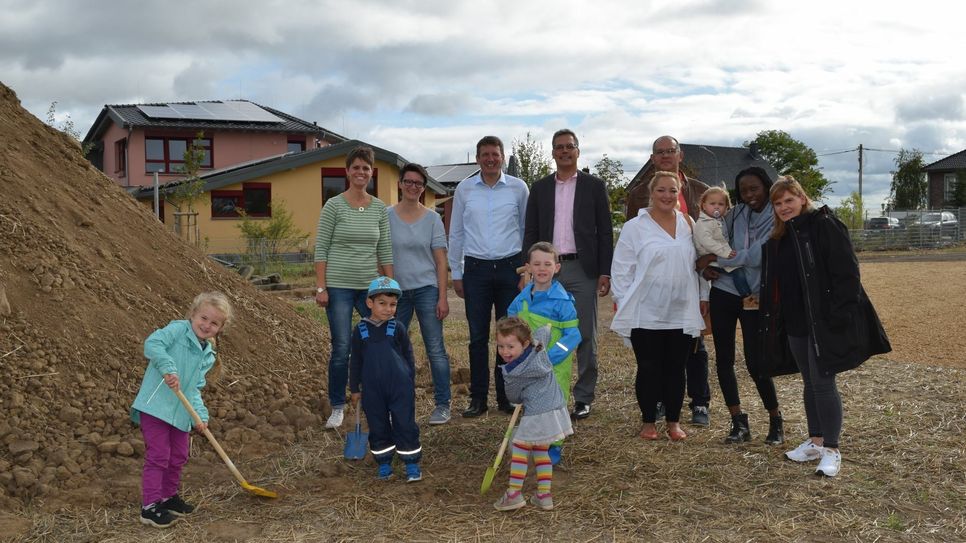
[610, 209, 708, 338]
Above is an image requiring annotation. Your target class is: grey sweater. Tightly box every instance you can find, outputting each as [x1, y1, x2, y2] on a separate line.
[502, 326, 565, 416]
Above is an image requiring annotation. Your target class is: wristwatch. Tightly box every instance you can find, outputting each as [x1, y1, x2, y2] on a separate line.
[316, 287, 327, 294]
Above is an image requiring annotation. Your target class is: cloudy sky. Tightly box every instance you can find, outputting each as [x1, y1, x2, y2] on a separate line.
[3, 0, 964, 212]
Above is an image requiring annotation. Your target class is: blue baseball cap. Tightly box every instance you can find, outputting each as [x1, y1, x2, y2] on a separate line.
[367, 276, 402, 297]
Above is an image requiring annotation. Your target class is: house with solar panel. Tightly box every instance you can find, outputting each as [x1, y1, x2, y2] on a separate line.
[82, 101, 448, 257]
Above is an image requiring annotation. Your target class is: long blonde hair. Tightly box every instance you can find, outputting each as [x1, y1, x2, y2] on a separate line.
[769, 176, 814, 239]
[186, 291, 234, 380]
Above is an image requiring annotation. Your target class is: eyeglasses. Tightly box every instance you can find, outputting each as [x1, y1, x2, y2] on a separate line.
[653, 148, 679, 156]
[401, 179, 425, 188]
[553, 143, 578, 151]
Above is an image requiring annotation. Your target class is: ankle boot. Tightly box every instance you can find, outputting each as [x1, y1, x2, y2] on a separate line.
[764, 412, 784, 445]
[724, 413, 751, 444]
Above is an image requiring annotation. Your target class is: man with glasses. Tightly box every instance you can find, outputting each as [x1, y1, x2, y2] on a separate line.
[523, 129, 613, 423]
[625, 135, 713, 427]
[449, 136, 529, 418]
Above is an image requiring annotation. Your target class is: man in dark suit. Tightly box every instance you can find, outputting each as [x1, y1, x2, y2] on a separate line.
[523, 128, 613, 419]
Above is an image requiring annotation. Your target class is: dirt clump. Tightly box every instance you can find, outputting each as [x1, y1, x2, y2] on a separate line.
[0, 83, 329, 510]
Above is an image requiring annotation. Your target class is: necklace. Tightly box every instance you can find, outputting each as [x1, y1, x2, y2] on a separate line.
[358, 206, 365, 212]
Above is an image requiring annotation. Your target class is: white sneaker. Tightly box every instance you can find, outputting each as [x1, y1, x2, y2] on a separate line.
[325, 407, 344, 429]
[815, 448, 841, 477]
[784, 438, 824, 462]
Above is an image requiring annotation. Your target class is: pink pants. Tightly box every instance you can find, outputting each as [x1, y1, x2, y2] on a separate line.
[139, 411, 190, 506]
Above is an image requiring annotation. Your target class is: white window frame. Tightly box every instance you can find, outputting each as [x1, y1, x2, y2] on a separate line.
[944, 173, 958, 203]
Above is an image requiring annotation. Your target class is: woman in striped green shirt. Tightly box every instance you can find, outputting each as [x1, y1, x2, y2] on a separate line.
[314, 145, 393, 429]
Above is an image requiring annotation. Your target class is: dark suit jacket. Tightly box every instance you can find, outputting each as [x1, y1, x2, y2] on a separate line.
[523, 171, 614, 278]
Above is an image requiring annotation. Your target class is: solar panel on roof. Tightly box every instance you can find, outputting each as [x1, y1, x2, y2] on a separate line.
[138, 105, 184, 119]
[168, 103, 217, 120]
[226, 101, 284, 123]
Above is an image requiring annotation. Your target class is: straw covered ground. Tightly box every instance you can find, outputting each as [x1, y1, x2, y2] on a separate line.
[3, 261, 966, 542]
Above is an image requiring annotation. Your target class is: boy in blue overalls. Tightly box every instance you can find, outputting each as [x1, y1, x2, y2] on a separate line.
[349, 276, 422, 482]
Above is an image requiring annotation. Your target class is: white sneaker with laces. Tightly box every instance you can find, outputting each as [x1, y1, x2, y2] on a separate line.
[325, 407, 344, 429]
[815, 448, 841, 477]
[785, 438, 824, 462]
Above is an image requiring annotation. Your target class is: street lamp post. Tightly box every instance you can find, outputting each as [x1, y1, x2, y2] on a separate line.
[698, 146, 720, 187]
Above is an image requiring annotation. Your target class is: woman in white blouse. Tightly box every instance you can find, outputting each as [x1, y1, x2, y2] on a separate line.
[611, 171, 709, 441]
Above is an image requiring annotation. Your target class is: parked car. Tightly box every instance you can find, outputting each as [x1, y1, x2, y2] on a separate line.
[867, 217, 901, 230]
[907, 212, 959, 240]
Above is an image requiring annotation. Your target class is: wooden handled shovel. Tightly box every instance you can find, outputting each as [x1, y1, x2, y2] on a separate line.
[173, 388, 278, 499]
[480, 404, 523, 495]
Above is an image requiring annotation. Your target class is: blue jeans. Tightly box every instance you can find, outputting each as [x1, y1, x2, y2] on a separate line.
[325, 287, 370, 408]
[396, 285, 451, 408]
[463, 254, 522, 406]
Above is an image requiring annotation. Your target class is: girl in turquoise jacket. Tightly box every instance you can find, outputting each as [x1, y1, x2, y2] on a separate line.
[130, 292, 233, 529]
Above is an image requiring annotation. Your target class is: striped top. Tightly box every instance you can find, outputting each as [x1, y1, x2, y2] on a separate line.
[314, 194, 393, 290]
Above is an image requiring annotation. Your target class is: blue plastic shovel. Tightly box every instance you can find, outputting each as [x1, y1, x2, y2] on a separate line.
[344, 407, 368, 460]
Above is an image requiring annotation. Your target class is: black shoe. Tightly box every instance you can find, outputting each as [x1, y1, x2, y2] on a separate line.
[159, 494, 195, 516]
[497, 402, 514, 414]
[690, 406, 710, 427]
[140, 503, 178, 528]
[461, 400, 488, 418]
[724, 413, 751, 444]
[571, 402, 591, 419]
[764, 412, 785, 445]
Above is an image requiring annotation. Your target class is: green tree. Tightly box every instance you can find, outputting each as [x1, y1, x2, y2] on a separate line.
[952, 170, 966, 207]
[236, 201, 309, 274]
[888, 149, 927, 210]
[165, 131, 208, 214]
[745, 130, 832, 200]
[594, 154, 628, 226]
[511, 131, 552, 186]
[835, 191, 864, 230]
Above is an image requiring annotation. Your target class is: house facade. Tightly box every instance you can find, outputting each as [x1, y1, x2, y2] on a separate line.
[924, 149, 966, 208]
[82, 100, 344, 189]
[132, 140, 448, 255]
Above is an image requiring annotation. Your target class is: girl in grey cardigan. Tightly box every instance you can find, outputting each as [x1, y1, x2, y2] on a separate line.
[492, 317, 574, 512]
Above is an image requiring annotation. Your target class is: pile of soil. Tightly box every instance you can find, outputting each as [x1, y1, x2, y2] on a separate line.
[0, 83, 330, 509]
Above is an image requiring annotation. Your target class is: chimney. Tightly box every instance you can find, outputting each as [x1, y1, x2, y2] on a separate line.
[749, 142, 760, 158]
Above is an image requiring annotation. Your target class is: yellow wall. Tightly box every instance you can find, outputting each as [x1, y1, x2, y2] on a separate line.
[141, 158, 440, 254]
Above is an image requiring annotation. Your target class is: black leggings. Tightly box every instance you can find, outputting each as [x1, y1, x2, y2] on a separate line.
[630, 328, 692, 423]
[709, 288, 779, 411]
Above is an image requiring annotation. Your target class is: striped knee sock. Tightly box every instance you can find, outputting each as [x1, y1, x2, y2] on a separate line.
[532, 444, 552, 496]
[508, 442, 530, 492]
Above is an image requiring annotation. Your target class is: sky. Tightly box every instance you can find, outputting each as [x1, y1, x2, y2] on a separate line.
[2, 0, 964, 214]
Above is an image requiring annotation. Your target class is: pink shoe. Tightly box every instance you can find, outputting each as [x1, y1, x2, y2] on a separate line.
[493, 490, 525, 511]
[529, 493, 554, 510]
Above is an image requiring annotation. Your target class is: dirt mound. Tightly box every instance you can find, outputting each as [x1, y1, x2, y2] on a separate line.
[0, 83, 329, 510]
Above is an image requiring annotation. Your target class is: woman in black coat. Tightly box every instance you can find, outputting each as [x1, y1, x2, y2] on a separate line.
[759, 177, 890, 477]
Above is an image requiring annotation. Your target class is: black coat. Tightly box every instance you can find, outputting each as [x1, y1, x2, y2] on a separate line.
[523, 171, 613, 278]
[759, 206, 891, 377]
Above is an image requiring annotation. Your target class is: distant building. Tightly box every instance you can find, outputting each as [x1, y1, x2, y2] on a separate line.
[923, 149, 966, 208]
[82, 100, 345, 188]
[426, 162, 480, 233]
[627, 143, 779, 193]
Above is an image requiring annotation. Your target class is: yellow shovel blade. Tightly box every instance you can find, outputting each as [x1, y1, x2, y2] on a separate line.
[242, 481, 278, 499]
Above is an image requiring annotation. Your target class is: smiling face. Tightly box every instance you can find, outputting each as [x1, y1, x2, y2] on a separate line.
[526, 249, 560, 289]
[399, 170, 426, 203]
[476, 144, 504, 180]
[366, 293, 398, 322]
[347, 158, 373, 189]
[496, 333, 529, 363]
[649, 174, 680, 213]
[190, 303, 226, 341]
[551, 133, 579, 172]
[772, 189, 808, 222]
[702, 192, 729, 218]
[738, 174, 767, 212]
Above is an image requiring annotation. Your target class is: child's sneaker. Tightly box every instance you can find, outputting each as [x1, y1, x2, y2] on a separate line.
[785, 438, 824, 463]
[493, 490, 526, 511]
[158, 494, 195, 516]
[529, 493, 554, 511]
[405, 463, 422, 483]
[140, 502, 177, 528]
[548, 444, 562, 466]
[325, 407, 344, 429]
[377, 462, 394, 481]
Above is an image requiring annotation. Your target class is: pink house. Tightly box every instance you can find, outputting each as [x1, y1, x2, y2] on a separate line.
[82, 100, 345, 188]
